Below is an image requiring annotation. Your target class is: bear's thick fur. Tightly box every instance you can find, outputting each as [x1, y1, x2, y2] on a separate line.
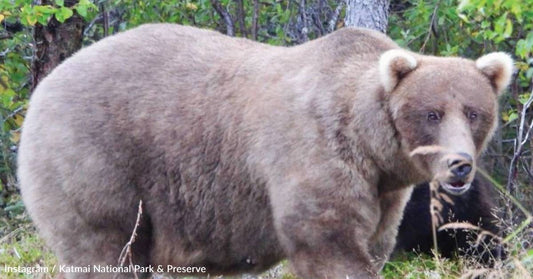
[396, 176, 503, 264]
[18, 24, 513, 279]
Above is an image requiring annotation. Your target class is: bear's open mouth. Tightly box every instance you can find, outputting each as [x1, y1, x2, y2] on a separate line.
[441, 181, 471, 195]
[450, 181, 465, 187]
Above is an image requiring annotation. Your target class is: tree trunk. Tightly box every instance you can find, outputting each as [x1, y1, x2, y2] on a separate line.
[344, 0, 390, 33]
[31, 0, 84, 92]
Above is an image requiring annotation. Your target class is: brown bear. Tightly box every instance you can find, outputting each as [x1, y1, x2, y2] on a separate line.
[17, 24, 513, 279]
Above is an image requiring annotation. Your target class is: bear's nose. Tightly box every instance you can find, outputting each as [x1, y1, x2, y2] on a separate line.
[447, 152, 473, 179]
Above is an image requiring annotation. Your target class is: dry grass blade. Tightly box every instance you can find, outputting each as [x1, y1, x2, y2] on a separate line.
[477, 168, 533, 243]
[439, 193, 455, 206]
[438, 222, 503, 242]
[429, 180, 441, 261]
[459, 268, 491, 279]
[513, 258, 532, 279]
[409, 145, 447, 157]
[439, 192, 455, 206]
[431, 198, 444, 213]
[0, 224, 29, 243]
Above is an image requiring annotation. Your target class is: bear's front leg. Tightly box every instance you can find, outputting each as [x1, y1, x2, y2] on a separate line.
[268, 170, 381, 279]
[368, 186, 414, 270]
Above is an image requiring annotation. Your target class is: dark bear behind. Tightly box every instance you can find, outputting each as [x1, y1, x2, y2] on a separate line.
[396, 176, 504, 264]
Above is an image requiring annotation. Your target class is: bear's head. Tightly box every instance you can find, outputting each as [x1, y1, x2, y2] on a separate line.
[380, 50, 513, 195]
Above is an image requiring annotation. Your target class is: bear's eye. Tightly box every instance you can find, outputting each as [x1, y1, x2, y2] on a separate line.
[467, 111, 478, 121]
[427, 111, 441, 122]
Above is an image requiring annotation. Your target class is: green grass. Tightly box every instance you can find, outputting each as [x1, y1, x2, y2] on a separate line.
[0, 223, 532, 279]
[0, 225, 57, 279]
[384, 252, 467, 279]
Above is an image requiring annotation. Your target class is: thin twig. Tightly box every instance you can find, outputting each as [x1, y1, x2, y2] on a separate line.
[83, 13, 102, 36]
[236, 0, 247, 37]
[6, 105, 24, 120]
[252, 0, 259, 40]
[100, 3, 109, 37]
[506, 82, 533, 193]
[420, 0, 440, 53]
[115, 200, 143, 279]
[0, 224, 31, 243]
[314, 0, 325, 36]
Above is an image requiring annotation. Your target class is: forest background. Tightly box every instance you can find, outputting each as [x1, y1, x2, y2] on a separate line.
[0, 0, 532, 278]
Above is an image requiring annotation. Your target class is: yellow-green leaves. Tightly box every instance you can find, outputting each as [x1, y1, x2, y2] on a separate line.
[76, 0, 97, 19]
[55, 6, 73, 23]
[16, 0, 97, 26]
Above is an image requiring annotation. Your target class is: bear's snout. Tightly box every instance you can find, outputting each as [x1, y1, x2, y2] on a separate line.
[439, 152, 475, 196]
[447, 152, 473, 180]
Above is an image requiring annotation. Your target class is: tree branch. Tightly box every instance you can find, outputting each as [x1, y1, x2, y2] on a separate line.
[210, 0, 235, 36]
[328, 2, 344, 32]
[236, 0, 247, 37]
[299, 0, 309, 42]
[507, 83, 533, 193]
[99, 2, 109, 37]
[252, 0, 259, 40]
[419, 0, 440, 53]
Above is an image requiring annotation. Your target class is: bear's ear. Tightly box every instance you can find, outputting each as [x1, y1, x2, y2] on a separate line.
[475, 52, 514, 96]
[379, 49, 418, 93]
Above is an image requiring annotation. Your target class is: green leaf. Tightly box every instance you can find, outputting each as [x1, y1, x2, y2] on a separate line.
[25, 14, 37, 26]
[76, 0, 96, 18]
[519, 93, 531, 105]
[516, 39, 528, 58]
[457, 14, 470, 23]
[55, 6, 73, 23]
[76, 4, 88, 17]
[494, 13, 507, 35]
[36, 13, 51, 25]
[526, 68, 533, 80]
[34, 5, 55, 14]
[503, 19, 513, 38]
[508, 111, 518, 123]
[54, 0, 64, 6]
